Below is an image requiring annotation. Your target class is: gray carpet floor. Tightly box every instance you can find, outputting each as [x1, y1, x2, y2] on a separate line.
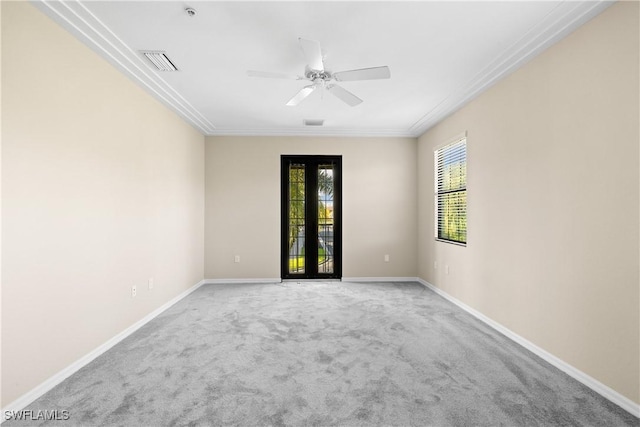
[6, 281, 638, 426]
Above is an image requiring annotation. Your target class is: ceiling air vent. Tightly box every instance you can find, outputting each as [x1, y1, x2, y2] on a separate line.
[141, 51, 178, 72]
[303, 119, 324, 127]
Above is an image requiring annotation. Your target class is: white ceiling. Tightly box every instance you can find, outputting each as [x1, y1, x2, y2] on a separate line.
[34, 1, 612, 137]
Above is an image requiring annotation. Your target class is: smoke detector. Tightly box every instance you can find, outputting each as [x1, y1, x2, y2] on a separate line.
[185, 7, 196, 17]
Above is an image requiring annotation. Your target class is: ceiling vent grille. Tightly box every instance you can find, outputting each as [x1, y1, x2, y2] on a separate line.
[304, 119, 324, 126]
[141, 51, 178, 71]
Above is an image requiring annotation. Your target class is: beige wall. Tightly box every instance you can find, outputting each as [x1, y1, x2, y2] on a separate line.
[1, 2, 205, 406]
[205, 136, 417, 280]
[2, 0, 637, 412]
[417, 1, 639, 404]
[0, 0, 3, 406]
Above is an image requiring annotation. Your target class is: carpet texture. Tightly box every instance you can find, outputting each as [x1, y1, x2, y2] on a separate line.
[7, 281, 638, 426]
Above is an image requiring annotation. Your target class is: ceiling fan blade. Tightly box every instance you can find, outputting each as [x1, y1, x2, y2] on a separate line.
[286, 85, 316, 106]
[333, 66, 391, 82]
[247, 70, 302, 80]
[299, 38, 324, 72]
[326, 84, 362, 107]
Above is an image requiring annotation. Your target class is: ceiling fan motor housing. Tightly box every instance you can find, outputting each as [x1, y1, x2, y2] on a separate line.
[305, 67, 332, 82]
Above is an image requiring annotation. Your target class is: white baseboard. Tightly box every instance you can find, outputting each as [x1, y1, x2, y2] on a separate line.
[1, 279, 207, 418]
[204, 278, 281, 284]
[5, 278, 637, 419]
[417, 278, 640, 418]
[342, 277, 419, 283]
[204, 277, 419, 284]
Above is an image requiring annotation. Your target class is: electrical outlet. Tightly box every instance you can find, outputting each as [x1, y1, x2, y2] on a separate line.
[148, 278, 154, 290]
[445, 265, 450, 275]
[131, 285, 137, 298]
[384, 254, 390, 262]
[234, 255, 240, 263]
[434, 261, 438, 269]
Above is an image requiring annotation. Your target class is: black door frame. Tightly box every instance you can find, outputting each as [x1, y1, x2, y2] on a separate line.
[281, 155, 342, 280]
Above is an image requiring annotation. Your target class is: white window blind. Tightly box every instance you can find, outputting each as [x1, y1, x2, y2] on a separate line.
[435, 137, 467, 244]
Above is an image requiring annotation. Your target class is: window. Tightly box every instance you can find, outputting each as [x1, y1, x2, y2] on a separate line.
[435, 136, 467, 245]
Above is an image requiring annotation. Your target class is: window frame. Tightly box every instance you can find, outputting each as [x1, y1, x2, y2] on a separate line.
[434, 134, 467, 246]
[280, 155, 342, 280]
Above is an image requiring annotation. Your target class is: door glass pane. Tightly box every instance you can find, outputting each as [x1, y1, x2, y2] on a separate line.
[318, 164, 334, 274]
[288, 164, 305, 274]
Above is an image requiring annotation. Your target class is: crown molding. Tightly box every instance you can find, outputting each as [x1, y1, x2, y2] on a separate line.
[409, 0, 614, 137]
[31, 0, 216, 135]
[31, 0, 612, 139]
[209, 128, 417, 138]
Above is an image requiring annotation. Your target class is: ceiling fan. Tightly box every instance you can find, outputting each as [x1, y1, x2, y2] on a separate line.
[247, 38, 391, 107]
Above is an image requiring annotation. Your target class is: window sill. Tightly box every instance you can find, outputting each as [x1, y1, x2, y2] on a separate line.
[435, 239, 466, 247]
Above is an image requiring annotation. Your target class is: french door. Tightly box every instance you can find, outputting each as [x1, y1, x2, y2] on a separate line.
[281, 155, 342, 280]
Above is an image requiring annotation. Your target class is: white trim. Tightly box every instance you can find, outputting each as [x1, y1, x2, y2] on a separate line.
[410, 1, 614, 136]
[209, 128, 416, 138]
[204, 277, 421, 284]
[342, 277, 419, 283]
[1, 279, 207, 419]
[30, 1, 612, 138]
[203, 278, 281, 284]
[30, 0, 216, 135]
[416, 278, 640, 418]
[6, 277, 636, 419]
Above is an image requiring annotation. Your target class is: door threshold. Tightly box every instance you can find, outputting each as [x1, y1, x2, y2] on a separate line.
[281, 279, 342, 283]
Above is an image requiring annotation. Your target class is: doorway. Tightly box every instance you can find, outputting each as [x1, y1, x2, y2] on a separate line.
[281, 155, 342, 280]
